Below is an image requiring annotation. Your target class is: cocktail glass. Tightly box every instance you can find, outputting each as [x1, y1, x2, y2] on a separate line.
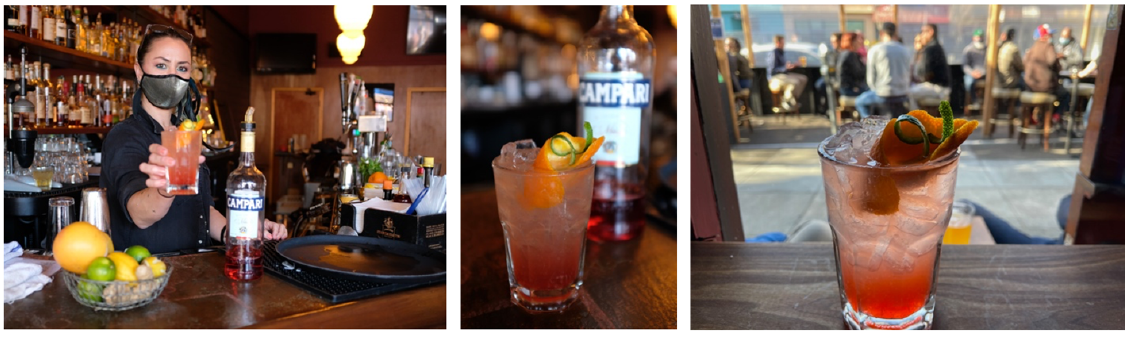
[492, 145, 595, 313]
[161, 130, 202, 195]
[32, 166, 55, 190]
[942, 201, 975, 245]
[819, 134, 960, 330]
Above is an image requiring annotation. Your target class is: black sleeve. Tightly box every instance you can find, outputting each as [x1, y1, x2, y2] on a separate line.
[103, 131, 155, 226]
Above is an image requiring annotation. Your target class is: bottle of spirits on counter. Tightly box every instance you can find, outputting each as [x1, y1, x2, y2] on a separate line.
[577, 5, 654, 242]
[382, 180, 394, 200]
[225, 107, 266, 282]
[391, 165, 412, 203]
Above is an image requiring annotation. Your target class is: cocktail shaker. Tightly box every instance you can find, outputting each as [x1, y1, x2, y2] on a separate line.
[79, 187, 111, 235]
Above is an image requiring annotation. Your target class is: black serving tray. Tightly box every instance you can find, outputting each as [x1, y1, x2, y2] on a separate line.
[261, 240, 443, 304]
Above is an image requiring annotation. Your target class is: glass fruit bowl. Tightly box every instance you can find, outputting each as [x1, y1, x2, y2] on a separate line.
[60, 266, 173, 311]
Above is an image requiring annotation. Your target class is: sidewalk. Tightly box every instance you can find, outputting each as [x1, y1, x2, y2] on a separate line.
[732, 143, 1079, 241]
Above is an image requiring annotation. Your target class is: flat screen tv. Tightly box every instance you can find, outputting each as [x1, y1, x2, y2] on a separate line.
[406, 6, 446, 55]
[255, 33, 317, 74]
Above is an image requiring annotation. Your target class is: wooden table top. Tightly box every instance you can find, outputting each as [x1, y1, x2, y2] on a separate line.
[4, 252, 446, 329]
[460, 188, 678, 329]
[691, 242, 1124, 329]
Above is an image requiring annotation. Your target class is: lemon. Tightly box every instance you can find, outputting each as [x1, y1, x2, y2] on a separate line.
[85, 257, 116, 282]
[124, 245, 151, 262]
[143, 256, 167, 278]
[107, 252, 139, 282]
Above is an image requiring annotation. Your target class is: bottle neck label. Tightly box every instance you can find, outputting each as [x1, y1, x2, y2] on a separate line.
[579, 72, 649, 167]
[241, 131, 254, 153]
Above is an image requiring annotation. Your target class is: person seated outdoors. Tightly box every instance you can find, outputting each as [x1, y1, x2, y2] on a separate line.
[816, 33, 843, 113]
[908, 23, 952, 110]
[1024, 25, 1071, 120]
[837, 32, 868, 98]
[962, 29, 988, 106]
[1056, 26, 1085, 72]
[997, 28, 1025, 90]
[1073, 56, 1100, 131]
[767, 35, 808, 111]
[854, 22, 912, 118]
[853, 30, 868, 64]
[725, 38, 754, 112]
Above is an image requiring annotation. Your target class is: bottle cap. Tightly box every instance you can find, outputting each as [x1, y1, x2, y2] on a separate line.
[241, 107, 256, 131]
[382, 180, 393, 189]
[423, 157, 434, 168]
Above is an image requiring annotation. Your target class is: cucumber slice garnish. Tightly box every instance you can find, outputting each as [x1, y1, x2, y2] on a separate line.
[583, 122, 594, 150]
[549, 135, 576, 156]
[894, 114, 932, 158]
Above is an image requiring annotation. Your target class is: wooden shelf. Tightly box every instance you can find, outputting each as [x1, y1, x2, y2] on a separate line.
[32, 126, 113, 134]
[3, 31, 136, 78]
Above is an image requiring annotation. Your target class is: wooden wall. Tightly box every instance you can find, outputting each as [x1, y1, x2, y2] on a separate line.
[248, 64, 446, 172]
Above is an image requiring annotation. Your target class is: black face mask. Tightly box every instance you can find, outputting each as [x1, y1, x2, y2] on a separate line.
[139, 73, 200, 126]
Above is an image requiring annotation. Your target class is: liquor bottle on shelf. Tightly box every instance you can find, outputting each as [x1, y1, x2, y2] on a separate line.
[226, 107, 266, 282]
[76, 7, 88, 53]
[82, 75, 95, 126]
[29, 5, 39, 39]
[58, 5, 69, 47]
[16, 5, 27, 35]
[39, 64, 53, 127]
[102, 22, 115, 60]
[56, 75, 68, 127]
[4, 54, 13, 81]
[41, 5, 55, 43]
[90, 13, 102, 57]
[73, 78, 87, 127]
[577, 5, 654, 242]
[6, 5, 17, 32]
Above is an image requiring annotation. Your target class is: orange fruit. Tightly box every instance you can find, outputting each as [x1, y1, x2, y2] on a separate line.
[872, 110, 976, 166]
[368, 172, 388, 184]
[53, 222, 113, 274]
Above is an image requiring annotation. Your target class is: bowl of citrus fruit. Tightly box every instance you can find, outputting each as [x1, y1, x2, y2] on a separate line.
[54, 222, 173, 311]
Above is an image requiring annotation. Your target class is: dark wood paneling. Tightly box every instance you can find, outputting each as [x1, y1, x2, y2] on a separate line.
[205, 7, 252, 146]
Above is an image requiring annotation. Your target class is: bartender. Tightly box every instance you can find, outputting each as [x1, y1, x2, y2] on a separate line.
[101, 25, 287, 254]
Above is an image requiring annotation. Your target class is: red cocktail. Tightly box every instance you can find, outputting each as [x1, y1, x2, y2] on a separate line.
[161, 130, 202, 195]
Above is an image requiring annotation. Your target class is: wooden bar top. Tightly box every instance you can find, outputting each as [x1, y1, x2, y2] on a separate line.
[691, 242, 1125, 329]
[461, 188, 677, 329]
[4, 252, 446, 329]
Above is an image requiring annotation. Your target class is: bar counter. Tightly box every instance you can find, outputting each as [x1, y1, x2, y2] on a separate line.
[4, 251, 446, 328]
[691, 242, 1125, 329]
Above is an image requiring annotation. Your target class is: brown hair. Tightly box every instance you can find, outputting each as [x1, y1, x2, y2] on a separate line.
[136, 26, 193, 66]
[839, 33, 856, 50]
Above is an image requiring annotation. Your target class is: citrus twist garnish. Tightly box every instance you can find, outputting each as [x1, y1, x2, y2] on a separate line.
[863, 102, 980, 215]
[523, 122, 605, 209]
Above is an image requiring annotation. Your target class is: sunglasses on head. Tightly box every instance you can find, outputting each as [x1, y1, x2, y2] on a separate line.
[145, 24, 193, 44]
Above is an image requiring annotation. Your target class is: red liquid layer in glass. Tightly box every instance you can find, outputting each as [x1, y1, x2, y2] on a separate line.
[587, 181, 645, 242]
[225, 244, 263, 282]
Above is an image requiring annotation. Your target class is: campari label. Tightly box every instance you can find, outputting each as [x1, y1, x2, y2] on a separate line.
[579, 72, 651, 167]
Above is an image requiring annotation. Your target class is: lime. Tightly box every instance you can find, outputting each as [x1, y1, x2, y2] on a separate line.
[77, 278, 103, 302]
[124, 245, 151, 262]
[85, 257, 116, 282]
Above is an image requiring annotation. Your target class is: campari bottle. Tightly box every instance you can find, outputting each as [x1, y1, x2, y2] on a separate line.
[225, 107, 266, 281]
[577, 5, 654, 242]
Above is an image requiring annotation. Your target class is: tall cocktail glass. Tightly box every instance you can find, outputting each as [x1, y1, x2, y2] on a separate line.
[161, 130, 202, 195]
[492, 142, 595, 313]
[818, 118, 960, 330]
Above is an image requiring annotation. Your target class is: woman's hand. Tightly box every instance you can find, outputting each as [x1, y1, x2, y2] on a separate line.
[264, 219, 289, 240]
[139, 144, 206, 189]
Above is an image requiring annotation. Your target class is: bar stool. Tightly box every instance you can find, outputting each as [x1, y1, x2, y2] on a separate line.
[1064, 83, 1094, 135]
[1018, 91, 1057, 151]
[916, 96, 944, 117]
[733, 88, 755, 132]
[769, 82, 799, 123]
[875, 95, 910, 117]
[837, 95, 858, 126]
[987, 88, 1021, 138]
[964, 80, 986, 116]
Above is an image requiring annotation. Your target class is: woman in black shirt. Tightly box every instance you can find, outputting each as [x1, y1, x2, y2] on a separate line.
[101, 25, 287, 254]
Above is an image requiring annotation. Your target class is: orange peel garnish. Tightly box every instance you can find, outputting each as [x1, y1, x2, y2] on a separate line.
[522, 127, 604, 209]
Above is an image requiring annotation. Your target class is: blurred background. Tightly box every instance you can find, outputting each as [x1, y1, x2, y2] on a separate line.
[460, 5, 677, 195]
